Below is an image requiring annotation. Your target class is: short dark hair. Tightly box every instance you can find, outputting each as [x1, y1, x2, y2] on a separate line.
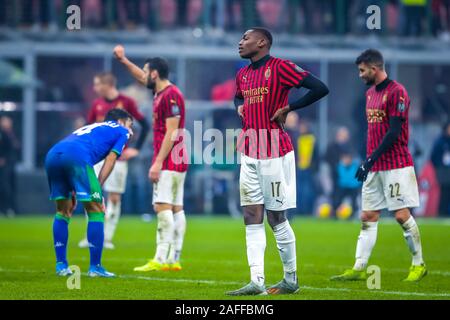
[95, 72, 117, 87]
[250, 27, 273, 48]
[105, 108, 132, 122]
[355, 49, 384, 70]
[145, 57, 169, 79]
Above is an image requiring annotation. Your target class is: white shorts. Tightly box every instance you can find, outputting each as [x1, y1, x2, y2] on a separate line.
[362, 166, 420, 212]
[152, 170, 186, 206]
[239, 151, 296, 211]
[94, 160, 128, 194]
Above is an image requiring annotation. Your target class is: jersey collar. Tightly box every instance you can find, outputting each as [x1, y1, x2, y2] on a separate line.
[375, 77, 391, 92]
[155, 84, 172, 97]
[104, 93, 121, 103]
[251, 54, 271, 70]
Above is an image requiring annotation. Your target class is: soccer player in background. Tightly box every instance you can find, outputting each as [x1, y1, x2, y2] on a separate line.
[114, 45, 188, 272]
[78, 72, 149, 250]
[331, 49, 427, 282]
[45, 109, 133, 277]
[228, 28, 329, 295]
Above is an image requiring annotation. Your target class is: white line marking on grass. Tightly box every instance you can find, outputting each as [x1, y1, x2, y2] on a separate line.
[9, 256, 450, 277]
[119, 274, 242, 285]
[315, 264, 450, 277]
[299, 285, 450, 298]
[1, 267, 449, 298]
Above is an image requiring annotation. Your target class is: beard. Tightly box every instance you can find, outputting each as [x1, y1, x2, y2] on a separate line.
[364, 77, 375, 86]
[146, 78, 156, 91]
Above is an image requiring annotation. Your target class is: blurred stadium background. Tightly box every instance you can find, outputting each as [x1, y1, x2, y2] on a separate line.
[0, 0, 449, 219]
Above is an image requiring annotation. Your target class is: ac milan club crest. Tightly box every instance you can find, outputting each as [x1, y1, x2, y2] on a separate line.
[265, 67, 271, 80]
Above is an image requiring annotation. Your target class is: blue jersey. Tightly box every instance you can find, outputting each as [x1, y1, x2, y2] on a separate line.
[49, 121, 130, 166]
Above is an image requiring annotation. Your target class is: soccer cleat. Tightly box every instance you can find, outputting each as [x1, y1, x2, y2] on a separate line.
[169, 262, 182, 271]
[266, 279, 300, 295]
[87, 265, 115, 278]
[103, 241, 115, 250]
[133, 259, 169, 272]
[78, 238, 89, 248]
[226, 282, 267, 296]
[330, 269, 367, 281]
[56, 262, 73, 276]
[403, 264, 427, 282]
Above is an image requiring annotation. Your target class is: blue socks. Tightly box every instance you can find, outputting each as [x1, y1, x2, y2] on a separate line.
[87, 212, 105, 267]
[53, 213, 70, 265]
[53, 211, 105, 267]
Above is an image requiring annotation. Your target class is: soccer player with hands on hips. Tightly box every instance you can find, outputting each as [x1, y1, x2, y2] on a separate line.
[46, 109, 133, 277]
[227, 27, 329, 296]
[114, 44, 188, 272]
[331, 49, 427, 282]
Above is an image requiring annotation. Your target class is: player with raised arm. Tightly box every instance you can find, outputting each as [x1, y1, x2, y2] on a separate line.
[227, 28, 329, 295]
[114, 45, 188, 272]
[78, 72, 149, 250]
[331, 49, 427, 282]
[45, 109, 133, 277]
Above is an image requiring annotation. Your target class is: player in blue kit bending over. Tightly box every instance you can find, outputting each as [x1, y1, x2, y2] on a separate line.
[45, 108, 133, 277]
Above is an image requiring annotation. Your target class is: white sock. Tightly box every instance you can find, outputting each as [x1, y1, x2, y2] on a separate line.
[401, 216, 424, 266]
[104, 199, 121, 242]
[273, 220, 297, 284]
[168, 210, 187, 263]
[246, 224, 266, 287]
[154, 210, 174, 263]
[353, 221, 378, 271]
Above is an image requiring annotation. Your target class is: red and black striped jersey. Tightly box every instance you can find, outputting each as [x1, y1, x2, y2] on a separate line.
[152, 84, 188, 172]
[365, 78, 413, 171]
[235, 55, 309, 159]
[88, 93, 144, 124]
[87, 93, 144, 161]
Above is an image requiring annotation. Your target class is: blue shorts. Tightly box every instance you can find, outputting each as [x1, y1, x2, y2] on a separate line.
[45, 150, 103, 202]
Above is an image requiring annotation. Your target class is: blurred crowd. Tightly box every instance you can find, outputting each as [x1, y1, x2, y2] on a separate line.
[1, 0, 450, 37]
[0, 115, 20, 217]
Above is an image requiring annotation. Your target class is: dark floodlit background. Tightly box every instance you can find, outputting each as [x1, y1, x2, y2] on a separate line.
[0, 0, 449, 218]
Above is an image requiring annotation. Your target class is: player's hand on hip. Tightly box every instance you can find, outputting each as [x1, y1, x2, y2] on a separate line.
[120, 147, 139, 161]
[113, 45, 126, 61]
[270, 106, 290, 128]
[355, 158, 374, 182]
[149, 161, 162, 183]
[237, 105, 244, 118]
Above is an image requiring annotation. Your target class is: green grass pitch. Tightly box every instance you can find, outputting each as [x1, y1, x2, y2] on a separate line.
[0, 215, 449, 300]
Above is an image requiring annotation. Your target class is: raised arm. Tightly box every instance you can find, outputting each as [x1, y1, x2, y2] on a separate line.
[113, 45, 148, 86]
